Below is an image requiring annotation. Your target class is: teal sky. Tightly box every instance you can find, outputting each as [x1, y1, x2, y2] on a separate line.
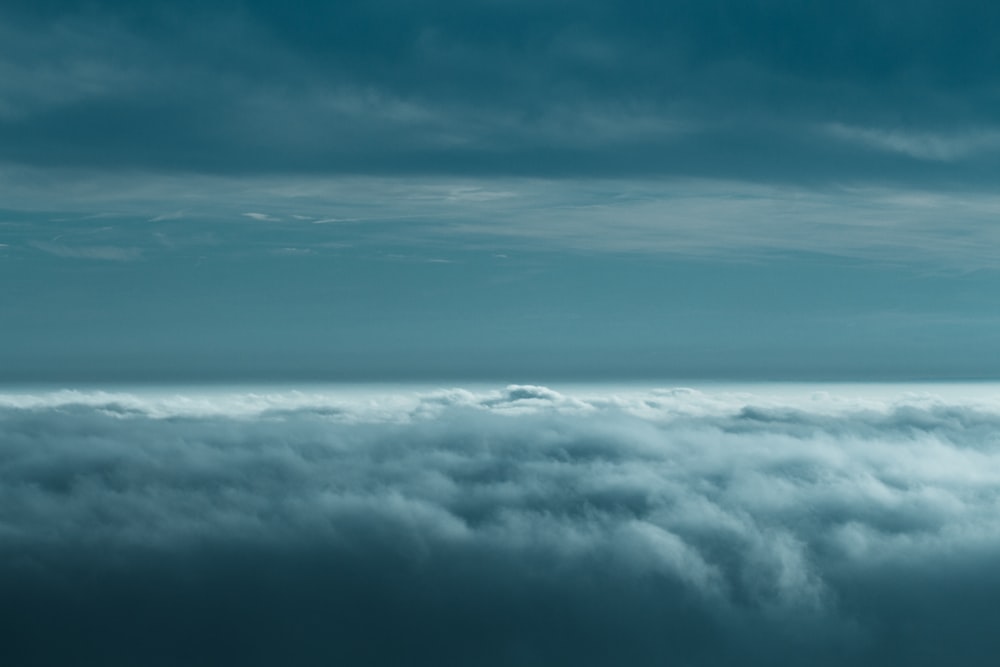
[2, 1, 1000, 380]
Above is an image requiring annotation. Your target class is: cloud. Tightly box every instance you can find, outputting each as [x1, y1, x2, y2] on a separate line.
[825, 124, 1000, 162]
[3, 384, 1000, 665]
[147, 210, 187, 221]
[3, 1, 1000, 185]
[242, 212, 280, 222]
[31, 240, 142, 260]
[7, 168, 1000, 268]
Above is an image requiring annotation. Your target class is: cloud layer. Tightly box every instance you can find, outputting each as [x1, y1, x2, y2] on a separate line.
[4, 1, 1000, 184]
[3, 384, 1000, 665]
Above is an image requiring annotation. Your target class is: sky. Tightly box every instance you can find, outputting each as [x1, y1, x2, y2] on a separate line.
[7, 5, 1000, 664]
[3, 0, 1000, 379]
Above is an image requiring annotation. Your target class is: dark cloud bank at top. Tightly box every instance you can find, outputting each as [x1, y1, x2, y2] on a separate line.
[4, 385, 1000, 666]
[4, 0, 1000, 185]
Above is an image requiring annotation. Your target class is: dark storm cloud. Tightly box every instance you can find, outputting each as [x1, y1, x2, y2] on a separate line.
[4, 0, 1000, 183]
[3, 385, 1000, 665]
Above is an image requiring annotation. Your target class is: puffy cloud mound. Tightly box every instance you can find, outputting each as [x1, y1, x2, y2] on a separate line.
[3, 384, 1000, 666]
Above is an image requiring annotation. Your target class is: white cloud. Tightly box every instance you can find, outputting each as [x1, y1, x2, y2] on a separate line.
[242, 211, 280, 221]
[3, 382, 1000, 663]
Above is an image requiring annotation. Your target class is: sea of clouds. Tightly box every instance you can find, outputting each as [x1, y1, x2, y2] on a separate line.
[3, 383, 1000, 666]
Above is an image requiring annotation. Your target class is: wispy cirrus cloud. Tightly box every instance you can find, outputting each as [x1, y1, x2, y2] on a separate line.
[7, 169, 1000, 268]
[31, 240, 142, 261]
[825, 124, 1000, 162]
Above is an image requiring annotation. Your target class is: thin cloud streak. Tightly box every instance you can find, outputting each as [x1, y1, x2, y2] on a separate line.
[5, 169, 1000, 268]
[31, 240, 143, 261]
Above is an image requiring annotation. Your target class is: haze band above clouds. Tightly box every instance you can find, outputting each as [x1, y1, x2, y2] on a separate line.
[3, 384, 1000, 665]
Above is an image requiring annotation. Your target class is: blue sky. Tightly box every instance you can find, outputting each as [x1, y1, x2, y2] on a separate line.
[2, 0, 1000, 380]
